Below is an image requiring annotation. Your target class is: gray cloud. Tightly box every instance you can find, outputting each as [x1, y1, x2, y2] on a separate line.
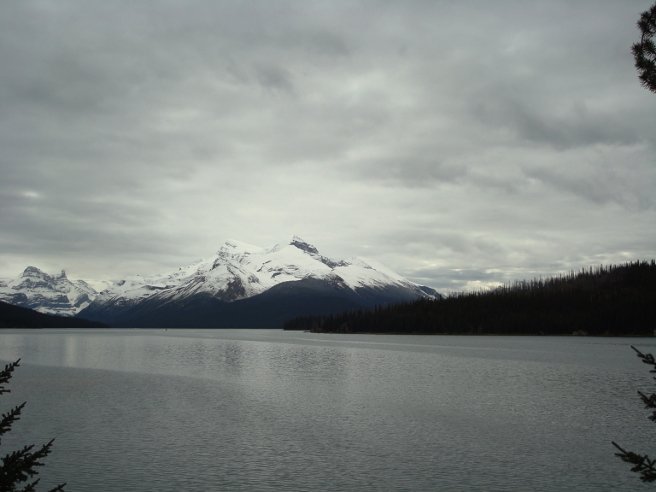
[0, 0, 655, 292]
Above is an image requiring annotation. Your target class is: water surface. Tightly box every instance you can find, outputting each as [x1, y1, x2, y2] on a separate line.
[0, 329, 653, 491]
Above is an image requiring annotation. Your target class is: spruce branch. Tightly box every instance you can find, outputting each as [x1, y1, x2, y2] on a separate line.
[0, 360, 65, 492]
[633, 2, 656, 93]
[0, 360, 21, 396]
[631, 345, 656, 372]
[614, 346, 656, 482]
[612, 442, 656, 482]
[630, 346, 656, 421]
[0, 402, 27, 447]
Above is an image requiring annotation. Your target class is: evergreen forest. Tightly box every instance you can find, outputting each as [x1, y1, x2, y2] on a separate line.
[0, 301, 106, 329]
[284, 261, 656, 336]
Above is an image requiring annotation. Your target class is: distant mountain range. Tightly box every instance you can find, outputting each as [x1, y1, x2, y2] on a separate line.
[0, 237, 439, 328]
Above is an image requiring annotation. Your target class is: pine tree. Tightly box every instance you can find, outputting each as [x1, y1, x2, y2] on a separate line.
[0, 360, 65, 492]
[612, 346, 656, 482]
[633, 1, 656, 93]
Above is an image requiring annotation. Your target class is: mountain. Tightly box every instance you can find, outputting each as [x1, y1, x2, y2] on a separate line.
[0, 300, 106, 328]
[79, 236, 440, 327]
[0, 267, 98, 317]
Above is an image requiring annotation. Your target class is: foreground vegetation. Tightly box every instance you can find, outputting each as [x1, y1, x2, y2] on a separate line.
[284, 261, 656, 336]
[0, 360, 65, 491]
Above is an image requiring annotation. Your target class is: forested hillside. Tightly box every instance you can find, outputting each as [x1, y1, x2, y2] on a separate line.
[0, 300, 106, 328]
[284, 261, 656, 336]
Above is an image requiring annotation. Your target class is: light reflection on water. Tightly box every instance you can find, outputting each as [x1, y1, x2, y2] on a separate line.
[0, 329, 654, 491]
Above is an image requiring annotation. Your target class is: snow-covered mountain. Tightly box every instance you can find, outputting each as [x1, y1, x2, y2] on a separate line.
[0, 267, 97, 317]
[81, 236, 439, 327]
[94, 236, 435, 304]
[0, 237, 439, 327]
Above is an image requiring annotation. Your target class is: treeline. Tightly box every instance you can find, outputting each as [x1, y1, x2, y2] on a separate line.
[0, 300, 106, 328]
[284, 261, 656, 336]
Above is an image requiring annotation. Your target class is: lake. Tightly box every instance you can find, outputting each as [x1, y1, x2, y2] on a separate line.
[0, 329, 654, 491]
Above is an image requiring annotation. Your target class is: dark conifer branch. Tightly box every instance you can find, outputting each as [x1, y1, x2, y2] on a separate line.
[633, 2, 656, 93]
[0, 360, 21, 396]
[0, 403, 27, 444]
[0, 360, 65, 491]
[612, 442, 656, 482]
[614, 346, 656, 482]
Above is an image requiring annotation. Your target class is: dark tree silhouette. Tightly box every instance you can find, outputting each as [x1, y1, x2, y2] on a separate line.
[612, 346, 656, 482]
[633, 1, 656, 93]
[285, 261, 656, 336]
[606, 6, 656, 479]
[0, 360, 65, 492]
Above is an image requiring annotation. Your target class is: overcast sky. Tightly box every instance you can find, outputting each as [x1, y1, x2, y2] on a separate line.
[1, 1, 654, 292]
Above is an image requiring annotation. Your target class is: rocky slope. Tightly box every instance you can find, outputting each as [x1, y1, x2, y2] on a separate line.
[0, 267, 97, 316]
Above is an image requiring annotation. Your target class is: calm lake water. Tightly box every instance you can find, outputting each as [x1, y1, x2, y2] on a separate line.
[0, 329, 654, 491]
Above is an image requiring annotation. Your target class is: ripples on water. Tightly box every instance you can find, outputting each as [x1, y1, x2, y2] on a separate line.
[0, 330, 653, 491]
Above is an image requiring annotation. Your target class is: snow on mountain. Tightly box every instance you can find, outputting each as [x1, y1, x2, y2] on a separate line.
[91, 236, 438, 309]
[0, 266, 98, 316]
[1, 237, 439, 325]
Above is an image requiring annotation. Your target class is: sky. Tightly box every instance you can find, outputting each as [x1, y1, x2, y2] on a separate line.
[1, 0, 655, 293]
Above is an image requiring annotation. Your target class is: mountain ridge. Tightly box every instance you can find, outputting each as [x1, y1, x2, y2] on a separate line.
[1, 237, 440, 327]
[0, 266, 97, 316]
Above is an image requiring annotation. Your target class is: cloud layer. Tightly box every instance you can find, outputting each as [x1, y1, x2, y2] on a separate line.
[1, 1, 654, 292]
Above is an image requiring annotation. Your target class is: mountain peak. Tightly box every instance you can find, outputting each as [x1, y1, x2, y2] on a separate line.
[289, 236, 319, 255]
[3, 238, 440, 325]
[220, 239, 262, 254]
[2, 266, 98, 317]
[22, 266, 46, 277]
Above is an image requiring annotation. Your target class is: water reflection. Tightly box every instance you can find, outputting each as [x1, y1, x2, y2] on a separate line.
[0, 330, 652, 491]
